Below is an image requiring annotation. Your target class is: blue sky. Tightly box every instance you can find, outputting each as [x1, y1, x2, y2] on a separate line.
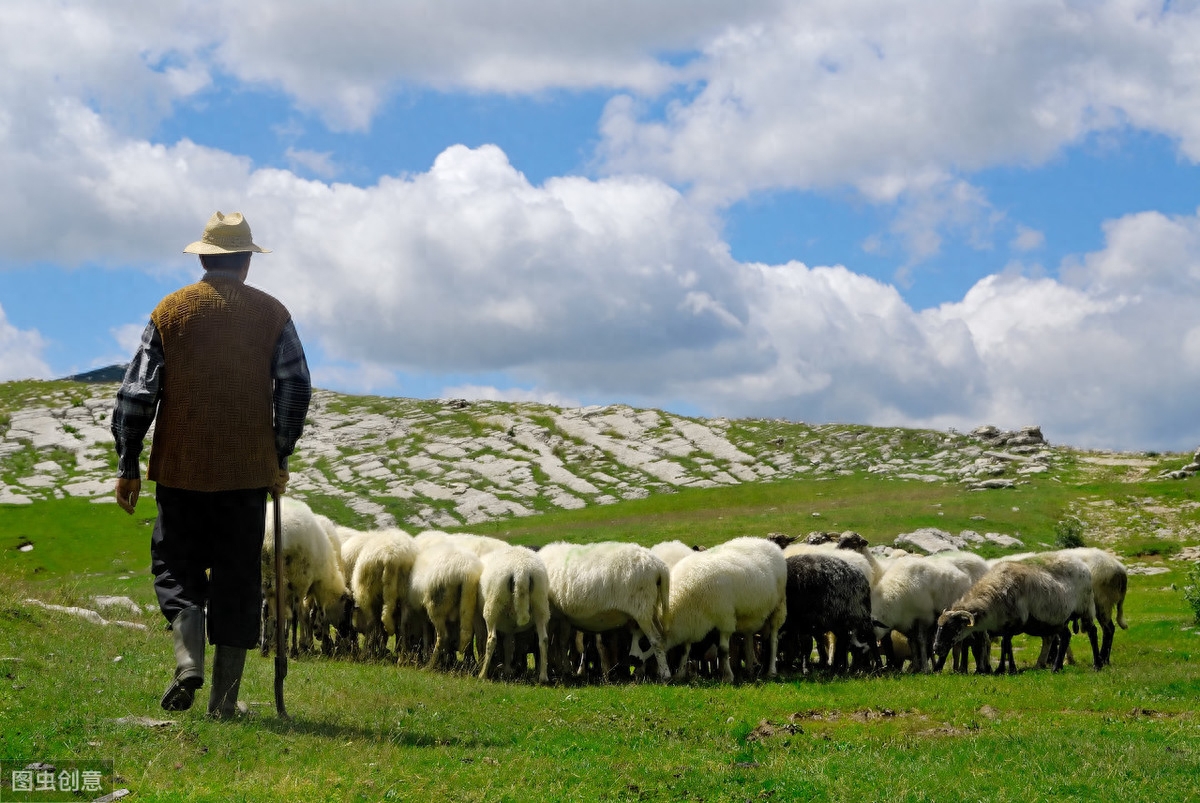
[2, 1, 1200, 451]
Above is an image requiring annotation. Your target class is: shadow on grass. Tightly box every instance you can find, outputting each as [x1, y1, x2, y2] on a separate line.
[246, 714, 504, 749]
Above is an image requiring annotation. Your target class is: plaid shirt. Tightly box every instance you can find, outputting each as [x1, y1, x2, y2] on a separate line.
[111, 318, 312, 480]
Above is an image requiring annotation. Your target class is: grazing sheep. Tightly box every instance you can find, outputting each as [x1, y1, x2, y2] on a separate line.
[926, 550, 992, 671]
[261, 498, 351, 657]
[833, 532, 889, 586]
[476, 546, 551, 682]
[650, 540, 697, 569]
[784, 538, 876, 590]
[930, 551, 989, 584]
[415, 530, 511, 556]
[539, 541, 672, 681]
[782, 552, 878, 674]
[645, 536, 787, 683]
[350, 529, 418, 657]
[871, 556, 973, 673]
[1016, 552, 1101, 670]
[405, 543, 483, 669]
[1058, 547, 1128, 665]
[932, 560, 1079, 673]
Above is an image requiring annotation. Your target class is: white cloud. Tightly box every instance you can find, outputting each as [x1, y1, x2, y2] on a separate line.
[309, 362, 400, 395]
[1011, 225, 1045, 252]
[0, 302, 52, 381]
[5, 3, 1200, 450]
[596, 0, 1200, 260]
[601, 2, 1200, 194]
[3, 93, 1200, 449]
[284, 148, 339, 180]
[190, 0, 765, 131]
[110, 322, 147, 357]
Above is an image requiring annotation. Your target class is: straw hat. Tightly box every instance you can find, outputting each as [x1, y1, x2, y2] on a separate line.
[183, 211, 271, 254]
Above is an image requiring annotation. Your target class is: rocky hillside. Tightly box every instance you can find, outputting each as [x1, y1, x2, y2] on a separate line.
[1, 379, 1198, 557]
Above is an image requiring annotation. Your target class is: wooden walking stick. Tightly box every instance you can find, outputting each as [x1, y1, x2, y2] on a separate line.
[272, 489, 289, 719]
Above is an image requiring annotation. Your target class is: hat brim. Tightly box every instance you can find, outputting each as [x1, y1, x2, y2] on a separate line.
[183, 241, 271, 254]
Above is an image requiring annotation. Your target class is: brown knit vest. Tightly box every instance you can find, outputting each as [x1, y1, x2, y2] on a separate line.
[148, 274, 292, 492]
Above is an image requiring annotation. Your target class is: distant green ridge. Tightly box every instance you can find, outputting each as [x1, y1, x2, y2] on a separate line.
[62, 364, 127, 383]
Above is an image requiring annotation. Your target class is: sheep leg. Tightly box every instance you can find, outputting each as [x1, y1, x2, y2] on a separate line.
[741, 633, 758, 679]
[1082, 618, 1102, 670]
[972, 633, 992, 674]
[765, 601, 785, 678]
[718, 632, 734, 683]
[1053, 626, 1071, 672]
[831, 630, 850, 673]
[673, 643, 693, 682]
[1098, 614, 1116, 666]
[596, 634, 615, 678]
[1000, 634, 1017, 674]
[632, 613, 671, 682]
[574, 630, 589, 677]
[815, 632, 831, 667]
[260, 599, 272, 656]
[427, 615, 450, 670]
[478, 623, 499, 681]
[288, 598, 300, 658]
[500, 632, 515, 677]
[798, 633, 813, 675]
[535, 620, 550, 684]
[907, 627, 927, 674]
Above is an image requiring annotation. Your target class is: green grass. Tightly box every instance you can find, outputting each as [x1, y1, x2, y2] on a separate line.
[2, 566, 1198, 802]
[3, 479, 1200, 801]
[3, 381, 1200, 800]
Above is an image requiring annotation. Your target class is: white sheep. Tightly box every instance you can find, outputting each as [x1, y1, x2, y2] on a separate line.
[650, 540, 697, 569]
[930, 551, 989, 584]
[870, 556, 973, 673]
[539, 541, 672, 681]
[405, 542, 483, 669]
[475, 546, 551, 682]
[1058, 547, 1128, 666]
[927, 550, 991, 671]
[261, 497, 351, 657]
[647, 536, 787, 683]
[415, 530, 511, 556]
[350, 528, 418, 657]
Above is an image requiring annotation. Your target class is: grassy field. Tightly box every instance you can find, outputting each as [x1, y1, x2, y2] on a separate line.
[3, 474, 1200, 801]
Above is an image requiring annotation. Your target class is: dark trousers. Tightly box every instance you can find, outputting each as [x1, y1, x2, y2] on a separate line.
[151, 484, 267, 649]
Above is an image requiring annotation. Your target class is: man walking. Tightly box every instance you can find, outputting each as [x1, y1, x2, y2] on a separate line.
[111, 211, 311, 717]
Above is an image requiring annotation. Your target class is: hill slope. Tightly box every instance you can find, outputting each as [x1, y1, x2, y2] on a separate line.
[1, 379, 1197, 552]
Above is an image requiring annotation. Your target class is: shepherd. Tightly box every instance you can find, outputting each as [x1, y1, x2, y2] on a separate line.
[111, 211, 312, 718]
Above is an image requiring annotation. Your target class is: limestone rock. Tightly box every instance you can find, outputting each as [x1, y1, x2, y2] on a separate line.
[893, 528, 965, 554]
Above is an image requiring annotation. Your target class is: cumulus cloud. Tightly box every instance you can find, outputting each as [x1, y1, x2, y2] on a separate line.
[5, 2, 1200, 451]
[601, 2, 1200, 190]
[0, 303, 52, 381]
[598, 0, 1200, 257]
[1011, 225, 1045, 253]
[249, 144, 747, 376]
[3, 89, 1199, 449]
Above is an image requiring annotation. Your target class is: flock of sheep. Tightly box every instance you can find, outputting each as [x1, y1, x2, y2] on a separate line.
[260, 497, 1129, 683]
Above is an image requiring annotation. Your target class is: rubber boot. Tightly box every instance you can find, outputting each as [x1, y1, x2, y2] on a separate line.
[160, 606, 206, 711]
[207, 645, 248, 719]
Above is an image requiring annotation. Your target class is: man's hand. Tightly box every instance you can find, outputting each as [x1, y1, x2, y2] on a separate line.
[115, 477, 141, 515]
[269, 468, 289, 497]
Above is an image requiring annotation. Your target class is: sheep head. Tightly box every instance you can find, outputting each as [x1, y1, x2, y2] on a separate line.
[932, 609, 976, 667]
[836, 531, 869, 552]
